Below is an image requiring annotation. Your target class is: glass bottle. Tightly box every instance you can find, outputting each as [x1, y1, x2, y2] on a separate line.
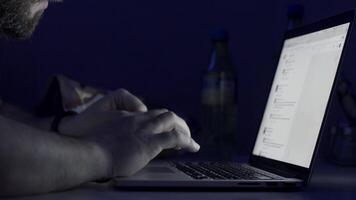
[201, 29, 238, 160]
[287, 2, 305, 30]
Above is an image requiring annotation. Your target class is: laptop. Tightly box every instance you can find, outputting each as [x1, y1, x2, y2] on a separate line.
[115, 10, 355, 189]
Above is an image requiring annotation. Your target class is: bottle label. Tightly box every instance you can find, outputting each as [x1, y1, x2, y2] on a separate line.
[201, 73, 236, 106]
[201, 74, 221, 106]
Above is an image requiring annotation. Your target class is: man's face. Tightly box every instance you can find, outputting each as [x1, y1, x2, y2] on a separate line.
[0, 0, 48, 39]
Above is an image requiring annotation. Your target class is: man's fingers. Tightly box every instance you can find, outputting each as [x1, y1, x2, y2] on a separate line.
[141, 111, 190, 137]
[143, 109, 169, 119]
[173, 115, 191, 137]
[140, 110, 199, 154]
[110, 89, 148, 112]
[141, 109, 189, 135]
[151, 131, 200, 153]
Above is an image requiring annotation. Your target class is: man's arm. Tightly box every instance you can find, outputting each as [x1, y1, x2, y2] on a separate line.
[0, 89, 148, 132]
[0, 115, 111, 197]
[0, 89, 199, 197]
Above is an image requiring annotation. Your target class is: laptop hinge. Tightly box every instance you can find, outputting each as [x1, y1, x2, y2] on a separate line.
[250, 162, 299, 178]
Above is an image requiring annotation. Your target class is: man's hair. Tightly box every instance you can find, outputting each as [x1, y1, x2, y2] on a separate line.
[0, 0, 44, 39]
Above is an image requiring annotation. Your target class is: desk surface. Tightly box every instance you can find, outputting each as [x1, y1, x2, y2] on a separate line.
[9, 159, 356, 200]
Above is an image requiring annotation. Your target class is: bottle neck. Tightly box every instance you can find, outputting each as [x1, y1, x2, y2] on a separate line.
[208, 41, 232, 71]
[287, 17, 303, 30]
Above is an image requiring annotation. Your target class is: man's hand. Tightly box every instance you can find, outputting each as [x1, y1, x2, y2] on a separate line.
[84, 109, 200, 177]
[59, 88, 200, 177]
[59, 89, 147, 136]
[91, 89, 148, 113]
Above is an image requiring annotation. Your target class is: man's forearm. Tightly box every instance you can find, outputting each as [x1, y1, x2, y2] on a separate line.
[0, 102, 54, 131]
[0, 116, 111, 197]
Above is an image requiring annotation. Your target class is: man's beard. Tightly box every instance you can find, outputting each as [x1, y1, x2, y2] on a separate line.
[0, 0, 45, 39]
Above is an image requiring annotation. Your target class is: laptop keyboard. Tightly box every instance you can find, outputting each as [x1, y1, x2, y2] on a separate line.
[172, 162, 276, 180]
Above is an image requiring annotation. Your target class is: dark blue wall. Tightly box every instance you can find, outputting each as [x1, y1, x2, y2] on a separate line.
[1, 0, 356, 154]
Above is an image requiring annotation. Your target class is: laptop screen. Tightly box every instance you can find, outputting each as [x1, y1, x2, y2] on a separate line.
[252, 23, 350, 168]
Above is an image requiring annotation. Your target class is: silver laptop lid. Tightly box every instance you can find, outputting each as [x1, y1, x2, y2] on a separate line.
[252, 22, 350, 169]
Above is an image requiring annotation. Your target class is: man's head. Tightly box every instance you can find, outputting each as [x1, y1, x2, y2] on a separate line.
[0, 0, 48, 39]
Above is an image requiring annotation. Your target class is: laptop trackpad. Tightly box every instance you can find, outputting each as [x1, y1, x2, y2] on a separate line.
[128, 164, 189, 181]
[145, 166, 175, 174]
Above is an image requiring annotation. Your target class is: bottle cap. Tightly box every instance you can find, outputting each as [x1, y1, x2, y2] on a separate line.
[287, 3, 304, 19]
[210, 29, 229, 42]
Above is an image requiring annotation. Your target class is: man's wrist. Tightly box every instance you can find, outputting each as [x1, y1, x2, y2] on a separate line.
[84, 141, 113, 181]
[58, 116, 113, 181]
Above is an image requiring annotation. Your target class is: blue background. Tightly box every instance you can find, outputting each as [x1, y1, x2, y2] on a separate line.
[1, 0, 356, 155]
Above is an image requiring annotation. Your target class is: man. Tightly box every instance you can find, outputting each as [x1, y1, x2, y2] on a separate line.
[0, 0, 200, 196]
